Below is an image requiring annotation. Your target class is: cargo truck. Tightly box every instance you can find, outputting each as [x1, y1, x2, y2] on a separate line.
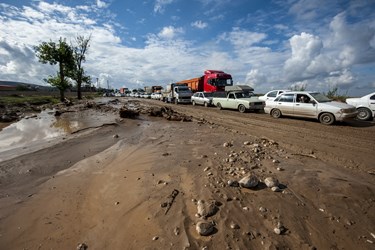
[161, 83, 193, 104]
[176, 70, 233, 92]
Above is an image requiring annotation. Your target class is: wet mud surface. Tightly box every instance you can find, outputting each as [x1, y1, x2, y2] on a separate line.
[0, 97, 374, 249]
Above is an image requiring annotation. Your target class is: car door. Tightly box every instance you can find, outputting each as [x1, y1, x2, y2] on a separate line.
[226, 93, 237, 109]
[369, 94, 375, 113]
[274, 93, 295, 115]
[293, 94, 318, 117]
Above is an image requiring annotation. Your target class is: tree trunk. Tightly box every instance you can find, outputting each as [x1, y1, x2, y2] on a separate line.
[59, 88, 65, 102]
[77, 81, 82, 100]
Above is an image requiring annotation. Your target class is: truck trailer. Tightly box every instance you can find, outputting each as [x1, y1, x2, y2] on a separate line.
[176, 70, 233, 92]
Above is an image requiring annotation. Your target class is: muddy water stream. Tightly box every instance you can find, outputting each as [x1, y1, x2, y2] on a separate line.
[0, 108, 118, 161]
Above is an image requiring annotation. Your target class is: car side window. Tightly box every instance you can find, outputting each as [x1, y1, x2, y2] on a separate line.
[228, 93, 235, 99]
[268, 91, 277, 98]
[370, 95, 375, 100]
[193, 93, 199, 97]
[277, 94, 294, 102]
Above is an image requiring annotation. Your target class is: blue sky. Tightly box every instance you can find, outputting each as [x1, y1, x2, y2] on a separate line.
[0, 0, 375, 95]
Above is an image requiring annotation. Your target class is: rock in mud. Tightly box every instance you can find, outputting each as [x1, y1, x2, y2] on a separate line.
[77, 243, 88, 250]
[197, 200, 219, 217]
[239, 174, 259, 188]
[196, 221, 215, 236]
[119, 107, 139, 118]
[264, 177, 279, 188]
[228, 180, 239, 187]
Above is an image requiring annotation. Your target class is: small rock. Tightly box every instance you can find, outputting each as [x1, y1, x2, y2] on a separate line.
[113, 134, 119, 138]
[276, 167, 283, 171]
[115, 201, 120, 205]
[174, 227, 180, 236]
[259, 207, 267, 212]
[207, 172, 213, 176]
[272, 159, 280, 164]
[243, 207, 249, 211]
[230, 222, 240, 229]
[239, 174, 259, 188]
[196, 221, 215, 236]
[203, 167, 210, 172]
[152, 236, 159, 241]
[223, 142, 232, 147]
[271, 186, 281, 192]
[227, 180, 239, 187]
[197, 200, 219, 217]
[264, 177, 279, 188]
[77, 243, 88, 250]
[244, 141, 251, 145]
[274, 227, 282, 235]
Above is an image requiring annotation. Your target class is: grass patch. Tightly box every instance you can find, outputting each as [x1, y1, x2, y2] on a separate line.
[0, 95, 59, 106]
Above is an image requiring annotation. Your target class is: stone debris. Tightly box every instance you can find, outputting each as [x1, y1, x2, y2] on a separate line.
[77, 243, 88, 250]
[227, 180, 239, 187]
[152, 236, 159, 241]
[274, 222, 286, 235]
[230, 222, 240, 229]
[174, 227, 180, 236]
[239, 174, 259, 188]
[161, 189, 179, 215]
[197, 200, 219, 217]
[223, 142, 233, 147]
[271, 186, 282, 192]
[264, 177, 279, 188]
[119, 107, 139, 118]
[196, 221, 215, 236]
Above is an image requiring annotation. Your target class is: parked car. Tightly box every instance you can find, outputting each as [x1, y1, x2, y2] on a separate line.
[259, 89, 291, 101]
[346, 92, 375, 121]
[151, 92, 162, 100]
[264, 91, 358, 125]
[191, 92, 214, 107]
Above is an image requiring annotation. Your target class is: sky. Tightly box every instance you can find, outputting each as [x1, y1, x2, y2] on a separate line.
[0, 0, 375, 96]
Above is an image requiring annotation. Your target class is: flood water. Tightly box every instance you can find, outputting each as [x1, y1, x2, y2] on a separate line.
[0, 108, 118, 161]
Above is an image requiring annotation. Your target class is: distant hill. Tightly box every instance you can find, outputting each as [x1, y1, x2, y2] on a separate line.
[0, 80, 53, 90]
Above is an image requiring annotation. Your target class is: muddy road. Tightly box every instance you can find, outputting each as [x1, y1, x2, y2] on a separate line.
[142, 98, 375, 174]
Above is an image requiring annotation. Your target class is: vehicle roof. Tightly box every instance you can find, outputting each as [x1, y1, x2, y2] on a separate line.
[278, 91, 320, 94]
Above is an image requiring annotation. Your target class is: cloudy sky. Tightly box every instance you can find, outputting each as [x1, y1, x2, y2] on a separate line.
[0, 0, 375, 95]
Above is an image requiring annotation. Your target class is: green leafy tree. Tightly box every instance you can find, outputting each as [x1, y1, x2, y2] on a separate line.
[34, 38, 75, 101]
[72, 35, 91, 100]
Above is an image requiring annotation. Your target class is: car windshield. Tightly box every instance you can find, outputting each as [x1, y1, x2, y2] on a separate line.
[235, 92, 254, 98]
[214, 78, 233, 87]
[177, 87, 191, 93]
[203, 92, 214, 97]
[310, 92, 331, 102]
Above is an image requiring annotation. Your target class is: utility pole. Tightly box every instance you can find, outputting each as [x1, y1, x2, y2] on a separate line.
[107, 80, 109, 90]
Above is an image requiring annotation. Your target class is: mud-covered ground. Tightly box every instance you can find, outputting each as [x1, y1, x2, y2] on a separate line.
[0, 97, 374, 249]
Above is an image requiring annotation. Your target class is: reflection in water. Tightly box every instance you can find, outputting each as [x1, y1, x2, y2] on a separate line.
[0, 109, 118, 154]
[0, 110, 66, 153]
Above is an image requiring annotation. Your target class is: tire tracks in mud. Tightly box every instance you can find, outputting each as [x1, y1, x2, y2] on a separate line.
[141, 99, 375, 173]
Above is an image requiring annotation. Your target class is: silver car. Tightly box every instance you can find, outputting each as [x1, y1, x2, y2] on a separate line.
[259, 89, 290, 101]
[191, 92, 214, 107]
[264, 91, 358, 125]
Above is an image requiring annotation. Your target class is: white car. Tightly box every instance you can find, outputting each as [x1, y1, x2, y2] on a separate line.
[259, 90, 291, 101]
[151, 92, 162, 100]
[264, 91, 357, 125]
[346, 92, 375, 121]
[191, 92, 214, 107]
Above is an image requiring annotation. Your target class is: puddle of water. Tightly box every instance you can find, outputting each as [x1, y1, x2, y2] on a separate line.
[0, 109, 118, 161]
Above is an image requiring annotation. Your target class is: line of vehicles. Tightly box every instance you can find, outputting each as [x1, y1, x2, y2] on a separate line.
[120, 70, 375, 125]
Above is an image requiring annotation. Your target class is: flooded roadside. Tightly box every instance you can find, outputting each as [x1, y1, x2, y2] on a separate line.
[0, 107, 119, 162]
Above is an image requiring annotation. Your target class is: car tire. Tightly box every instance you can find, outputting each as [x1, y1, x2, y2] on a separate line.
[356, 107, 372, 121]
[238, 104, 246, 113]
[204, 102, 208, 107]
[192, 101, 196, 106]
[216, 103, 222, 110]
[319, 112, 335, 125]
[271, 108, 281, 118]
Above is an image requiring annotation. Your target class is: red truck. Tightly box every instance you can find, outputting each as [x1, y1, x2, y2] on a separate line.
[176, 70, 233, 92]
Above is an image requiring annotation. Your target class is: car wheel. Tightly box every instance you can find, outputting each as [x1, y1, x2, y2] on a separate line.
[319, 113, 335, 125]
[204, 102, 208, 107]
[357, 107, 372, 121]
[216, 103, 222, 110]
[271, 108, 281, 118]
[192, 101, 196, 106]
[238, 104, 246, 113]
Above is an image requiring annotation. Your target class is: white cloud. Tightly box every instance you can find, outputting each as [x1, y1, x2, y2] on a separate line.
[157, 26, 184, 39]
[220, 27, 266, 49]
[96, 0, 108, 8]
[154, 0, 175, 14]
[191, 20, 208, 29]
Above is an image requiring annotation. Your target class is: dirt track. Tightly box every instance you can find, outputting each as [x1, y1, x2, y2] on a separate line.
[0, 98, 374, 249]
[143, 98, 375, 173]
